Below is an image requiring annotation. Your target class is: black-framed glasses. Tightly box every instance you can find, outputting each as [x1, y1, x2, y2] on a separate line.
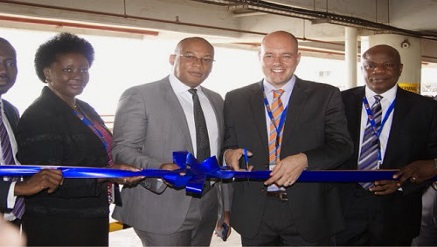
[176, 54, 215, 65]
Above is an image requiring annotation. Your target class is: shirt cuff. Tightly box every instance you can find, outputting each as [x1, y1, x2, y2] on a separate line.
[7, 181, 17, 209]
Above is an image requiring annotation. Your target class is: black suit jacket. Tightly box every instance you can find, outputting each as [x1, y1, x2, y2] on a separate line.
[17, 87, 110, 218]
[0, 99, 19, 213]
[223, 77, 353, 242]
[339, 86, 437, 239]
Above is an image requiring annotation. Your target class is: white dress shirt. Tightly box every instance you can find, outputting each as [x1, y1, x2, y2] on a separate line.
[0, 99, 20, 221]
[262, 75, 296, 136]
[262, 76, 296, 191]
[169, 74, 219, 159]
[358, 85, 397, 165]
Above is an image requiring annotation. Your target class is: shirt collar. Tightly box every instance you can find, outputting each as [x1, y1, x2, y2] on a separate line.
[262, 75, 296, 94]
[365, 84, 397, 103]
[169, 73, 202, 95]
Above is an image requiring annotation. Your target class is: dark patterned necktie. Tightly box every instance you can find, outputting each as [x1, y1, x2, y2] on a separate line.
[188, 89, 212, 194]
[358, 95, 383, 189]
[0, 104, 24, 218]
[188, 89, 210, 163]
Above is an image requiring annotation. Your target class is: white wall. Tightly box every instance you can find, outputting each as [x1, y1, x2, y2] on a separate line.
[1, 27, 263, 115]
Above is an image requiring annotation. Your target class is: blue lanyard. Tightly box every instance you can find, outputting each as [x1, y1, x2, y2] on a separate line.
[73, 109, 110, 153]
[263, 89, 288, 158]
[362, 96, 395, 162]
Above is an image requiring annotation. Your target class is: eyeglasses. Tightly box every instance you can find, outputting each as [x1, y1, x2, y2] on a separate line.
[176, 54, 215, 65]
[363, 62, 397, 71]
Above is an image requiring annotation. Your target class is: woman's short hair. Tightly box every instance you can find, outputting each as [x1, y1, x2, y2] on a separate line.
[34, 32, 94, 83]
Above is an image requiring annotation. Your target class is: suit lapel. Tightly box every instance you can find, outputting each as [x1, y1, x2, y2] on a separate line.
[350, 87, 365, 148]
[383, 87, 406, 167]
[281, 78, 307, 146]
[348, 87, 365, 164]
[202, 87, 224, 152]
[160, 79, 193, 153]
[2, 100, 19, 134]
[250, 82, 269, 152]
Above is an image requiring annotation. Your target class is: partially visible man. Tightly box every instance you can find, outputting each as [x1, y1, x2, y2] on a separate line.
[0, 214, 25, 246]
[112, 37, 230, 246]
[394, 108, 437, 247]
[394, 159, 437, 184]
[412, 182, 437, 246]
[336, 44, 437, 246]
[0, 37, 63, 225]
[223, 30, 353, 246]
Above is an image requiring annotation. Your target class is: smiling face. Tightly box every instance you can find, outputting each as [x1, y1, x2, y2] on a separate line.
[0, 41, 17, 95]
[259, 31, 301, 88]
[43, 52, 90, 105]
[362, 45, 403, 94]
[169, 37, 214, 88]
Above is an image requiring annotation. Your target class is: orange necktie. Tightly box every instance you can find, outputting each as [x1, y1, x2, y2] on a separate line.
[268, 89, 285, 166]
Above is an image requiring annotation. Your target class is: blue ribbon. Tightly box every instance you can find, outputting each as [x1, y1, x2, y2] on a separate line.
[1, 152, 435, 195]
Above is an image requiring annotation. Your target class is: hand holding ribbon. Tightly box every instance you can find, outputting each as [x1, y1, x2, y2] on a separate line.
[264, 153, 308, 188]
[224, 148, 253, 171]
[109, 163, 144, 185]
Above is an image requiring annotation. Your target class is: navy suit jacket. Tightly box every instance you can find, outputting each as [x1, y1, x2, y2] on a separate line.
[339, 86, 437, 239]
[223, 77, 353, 242]
[0, 99, 19, 213]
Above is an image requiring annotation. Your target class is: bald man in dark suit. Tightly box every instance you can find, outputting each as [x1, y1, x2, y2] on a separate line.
[223, 31, 353, 246]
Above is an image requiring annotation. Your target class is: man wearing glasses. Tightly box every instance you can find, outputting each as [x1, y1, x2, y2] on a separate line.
[336, 44, 437, 245]
[111, 37, 230, 246]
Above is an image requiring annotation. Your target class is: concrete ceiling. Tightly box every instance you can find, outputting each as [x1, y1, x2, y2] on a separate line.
[0, 0, 436, 61]
[227, 0, 437, 36]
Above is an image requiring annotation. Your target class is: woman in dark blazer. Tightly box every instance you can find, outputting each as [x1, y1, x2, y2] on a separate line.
[17, 32, 141, 246]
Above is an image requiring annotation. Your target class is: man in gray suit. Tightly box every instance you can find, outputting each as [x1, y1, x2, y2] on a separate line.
[112, 37, 230, 246]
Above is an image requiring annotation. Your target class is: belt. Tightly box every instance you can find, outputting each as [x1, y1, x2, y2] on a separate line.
[266, 191, 288, 201]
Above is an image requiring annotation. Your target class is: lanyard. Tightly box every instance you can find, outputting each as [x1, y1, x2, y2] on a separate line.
[73, 109, 110, 154]
[362, 97, 395, 138]
[263, 89, 288, 158]
[362, 96, 395, 162]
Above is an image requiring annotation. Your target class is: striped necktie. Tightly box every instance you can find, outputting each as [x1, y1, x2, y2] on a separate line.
[0, 105, 24, 218]
[358, 95, 383, 189]
[268, 89, 285, 166]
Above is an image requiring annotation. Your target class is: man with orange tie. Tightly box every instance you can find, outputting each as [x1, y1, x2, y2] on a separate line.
[0, 37, 63, 226]
[222, 30, 353, 246]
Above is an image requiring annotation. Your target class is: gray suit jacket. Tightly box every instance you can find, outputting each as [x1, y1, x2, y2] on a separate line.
[112, 76, 226, 234]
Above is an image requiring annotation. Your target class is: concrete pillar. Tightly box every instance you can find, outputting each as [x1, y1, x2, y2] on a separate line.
[345, 27, 358, 89]
[362, 34, 421, 93]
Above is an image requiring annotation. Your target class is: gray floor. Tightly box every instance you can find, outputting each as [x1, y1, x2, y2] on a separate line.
[109, 204, 241, 246]
[109, 226, 241, 247]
